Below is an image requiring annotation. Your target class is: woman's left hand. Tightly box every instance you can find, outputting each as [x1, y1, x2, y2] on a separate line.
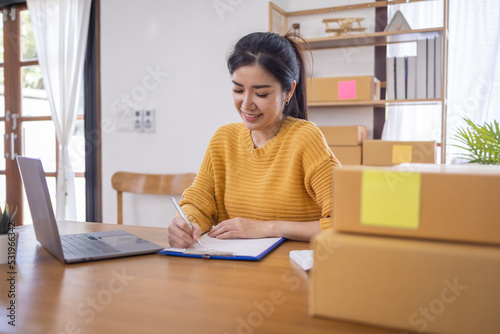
[207, 217, 272, 239]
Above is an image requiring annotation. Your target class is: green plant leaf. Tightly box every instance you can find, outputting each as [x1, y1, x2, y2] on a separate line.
[0, 204, 17, 234]
[452, 117, 500, 164]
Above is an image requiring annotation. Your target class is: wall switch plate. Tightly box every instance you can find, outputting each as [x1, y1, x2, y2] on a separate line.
[133, 109, 143, 132]
[143, 109, 155, 132]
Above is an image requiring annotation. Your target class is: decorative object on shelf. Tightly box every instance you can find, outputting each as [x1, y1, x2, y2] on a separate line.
[384, 10, 411, 31]
[291, 23, 300, 35]
[323, 18, 366, 36]
[0, 204, 18, 264]
[453, 118, 500, 164]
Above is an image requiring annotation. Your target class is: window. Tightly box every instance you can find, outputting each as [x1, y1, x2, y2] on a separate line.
[1, 5, 87, 224]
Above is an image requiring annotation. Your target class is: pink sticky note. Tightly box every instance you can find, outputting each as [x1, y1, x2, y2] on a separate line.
[338, 80, 357, 100]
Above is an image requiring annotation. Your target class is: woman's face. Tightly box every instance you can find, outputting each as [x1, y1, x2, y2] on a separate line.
[232, 64, 289, 134]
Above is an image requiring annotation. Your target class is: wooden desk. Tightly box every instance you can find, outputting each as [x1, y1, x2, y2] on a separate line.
[0, 222, 398, 334]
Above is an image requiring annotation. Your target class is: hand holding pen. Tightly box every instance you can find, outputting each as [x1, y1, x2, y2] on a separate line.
[170, 198, 204, 248]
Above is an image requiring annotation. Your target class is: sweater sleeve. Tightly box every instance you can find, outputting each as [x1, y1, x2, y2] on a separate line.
[179, 147, 217, 233]
[308, 159, 337, 230]
[301, 124, 342, 230]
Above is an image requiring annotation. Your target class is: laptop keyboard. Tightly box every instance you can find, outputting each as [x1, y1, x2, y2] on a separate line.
[61, 234, 121, 258]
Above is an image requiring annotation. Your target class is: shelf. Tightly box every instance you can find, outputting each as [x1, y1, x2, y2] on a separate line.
[308, 98, 443, 108]
[304, 28, 444, 50]
[270, 0, 449, 163]
[281, 0, 432, 17]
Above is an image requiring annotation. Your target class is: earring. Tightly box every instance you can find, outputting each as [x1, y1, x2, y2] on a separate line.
[285, 100, 290, 106]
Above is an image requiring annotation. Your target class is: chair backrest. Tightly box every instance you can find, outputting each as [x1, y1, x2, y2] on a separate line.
[111, 171, 196, 225]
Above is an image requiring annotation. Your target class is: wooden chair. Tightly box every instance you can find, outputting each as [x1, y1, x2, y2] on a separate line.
[111, 171, 196, 225]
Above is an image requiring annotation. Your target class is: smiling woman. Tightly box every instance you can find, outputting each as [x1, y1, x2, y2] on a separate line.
[231, 64, 292, 148]
[167, 32, 341, 249]
[228, 32, 307, 121]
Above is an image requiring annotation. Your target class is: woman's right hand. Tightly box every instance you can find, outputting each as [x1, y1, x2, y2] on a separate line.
[167, 216, 202, 248]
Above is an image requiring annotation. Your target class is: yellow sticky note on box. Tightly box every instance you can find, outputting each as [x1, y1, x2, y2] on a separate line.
[392, 145, 412, 164]
[361, 170, 421, 229]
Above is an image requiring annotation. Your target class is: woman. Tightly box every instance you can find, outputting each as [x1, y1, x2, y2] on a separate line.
[168, 32, 341, 248]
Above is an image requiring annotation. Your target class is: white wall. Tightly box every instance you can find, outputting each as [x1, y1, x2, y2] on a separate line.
[100, 0, 375, 227]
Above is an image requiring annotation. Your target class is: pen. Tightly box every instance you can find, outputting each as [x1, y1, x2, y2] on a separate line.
[171, 197, 204, 248]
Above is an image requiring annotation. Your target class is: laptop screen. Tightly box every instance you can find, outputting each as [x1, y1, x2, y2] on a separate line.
[17, 157, 65, 261]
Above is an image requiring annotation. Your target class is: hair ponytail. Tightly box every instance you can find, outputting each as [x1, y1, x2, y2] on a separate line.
[227, 31, 311, 120]
[282, 32, 310, 120]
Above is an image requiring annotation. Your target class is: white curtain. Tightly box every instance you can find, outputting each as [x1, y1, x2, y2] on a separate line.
[27, 0, 92, 220]
[382, 0, 500, 164]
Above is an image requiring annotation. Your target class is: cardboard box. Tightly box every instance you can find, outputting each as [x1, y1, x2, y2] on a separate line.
[307, 76, 379, 102]
[363, 140, 435, 166]
[310, 230, 500, 334]
[333, 164, 500, 245]
[319, 125, 367, 146]
[330, 146, 361, 165]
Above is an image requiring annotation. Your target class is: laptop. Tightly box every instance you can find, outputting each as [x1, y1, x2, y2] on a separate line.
[17, 156, 164, 264]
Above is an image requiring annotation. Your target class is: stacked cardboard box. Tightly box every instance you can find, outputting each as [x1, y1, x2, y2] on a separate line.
[307, 76, 380, 103]
[319, 126, 366, 166]
[310, 164, 500, 334]
[362, 140, 436, 166]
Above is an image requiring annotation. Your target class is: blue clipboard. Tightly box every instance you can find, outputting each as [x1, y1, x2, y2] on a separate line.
[160, 236, 286, 261]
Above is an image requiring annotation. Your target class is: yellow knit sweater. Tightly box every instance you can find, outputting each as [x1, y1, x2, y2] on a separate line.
[180, 116, 341, 233]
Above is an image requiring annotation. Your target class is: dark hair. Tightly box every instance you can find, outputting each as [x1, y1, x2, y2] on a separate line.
[227, 31, 310, 120]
